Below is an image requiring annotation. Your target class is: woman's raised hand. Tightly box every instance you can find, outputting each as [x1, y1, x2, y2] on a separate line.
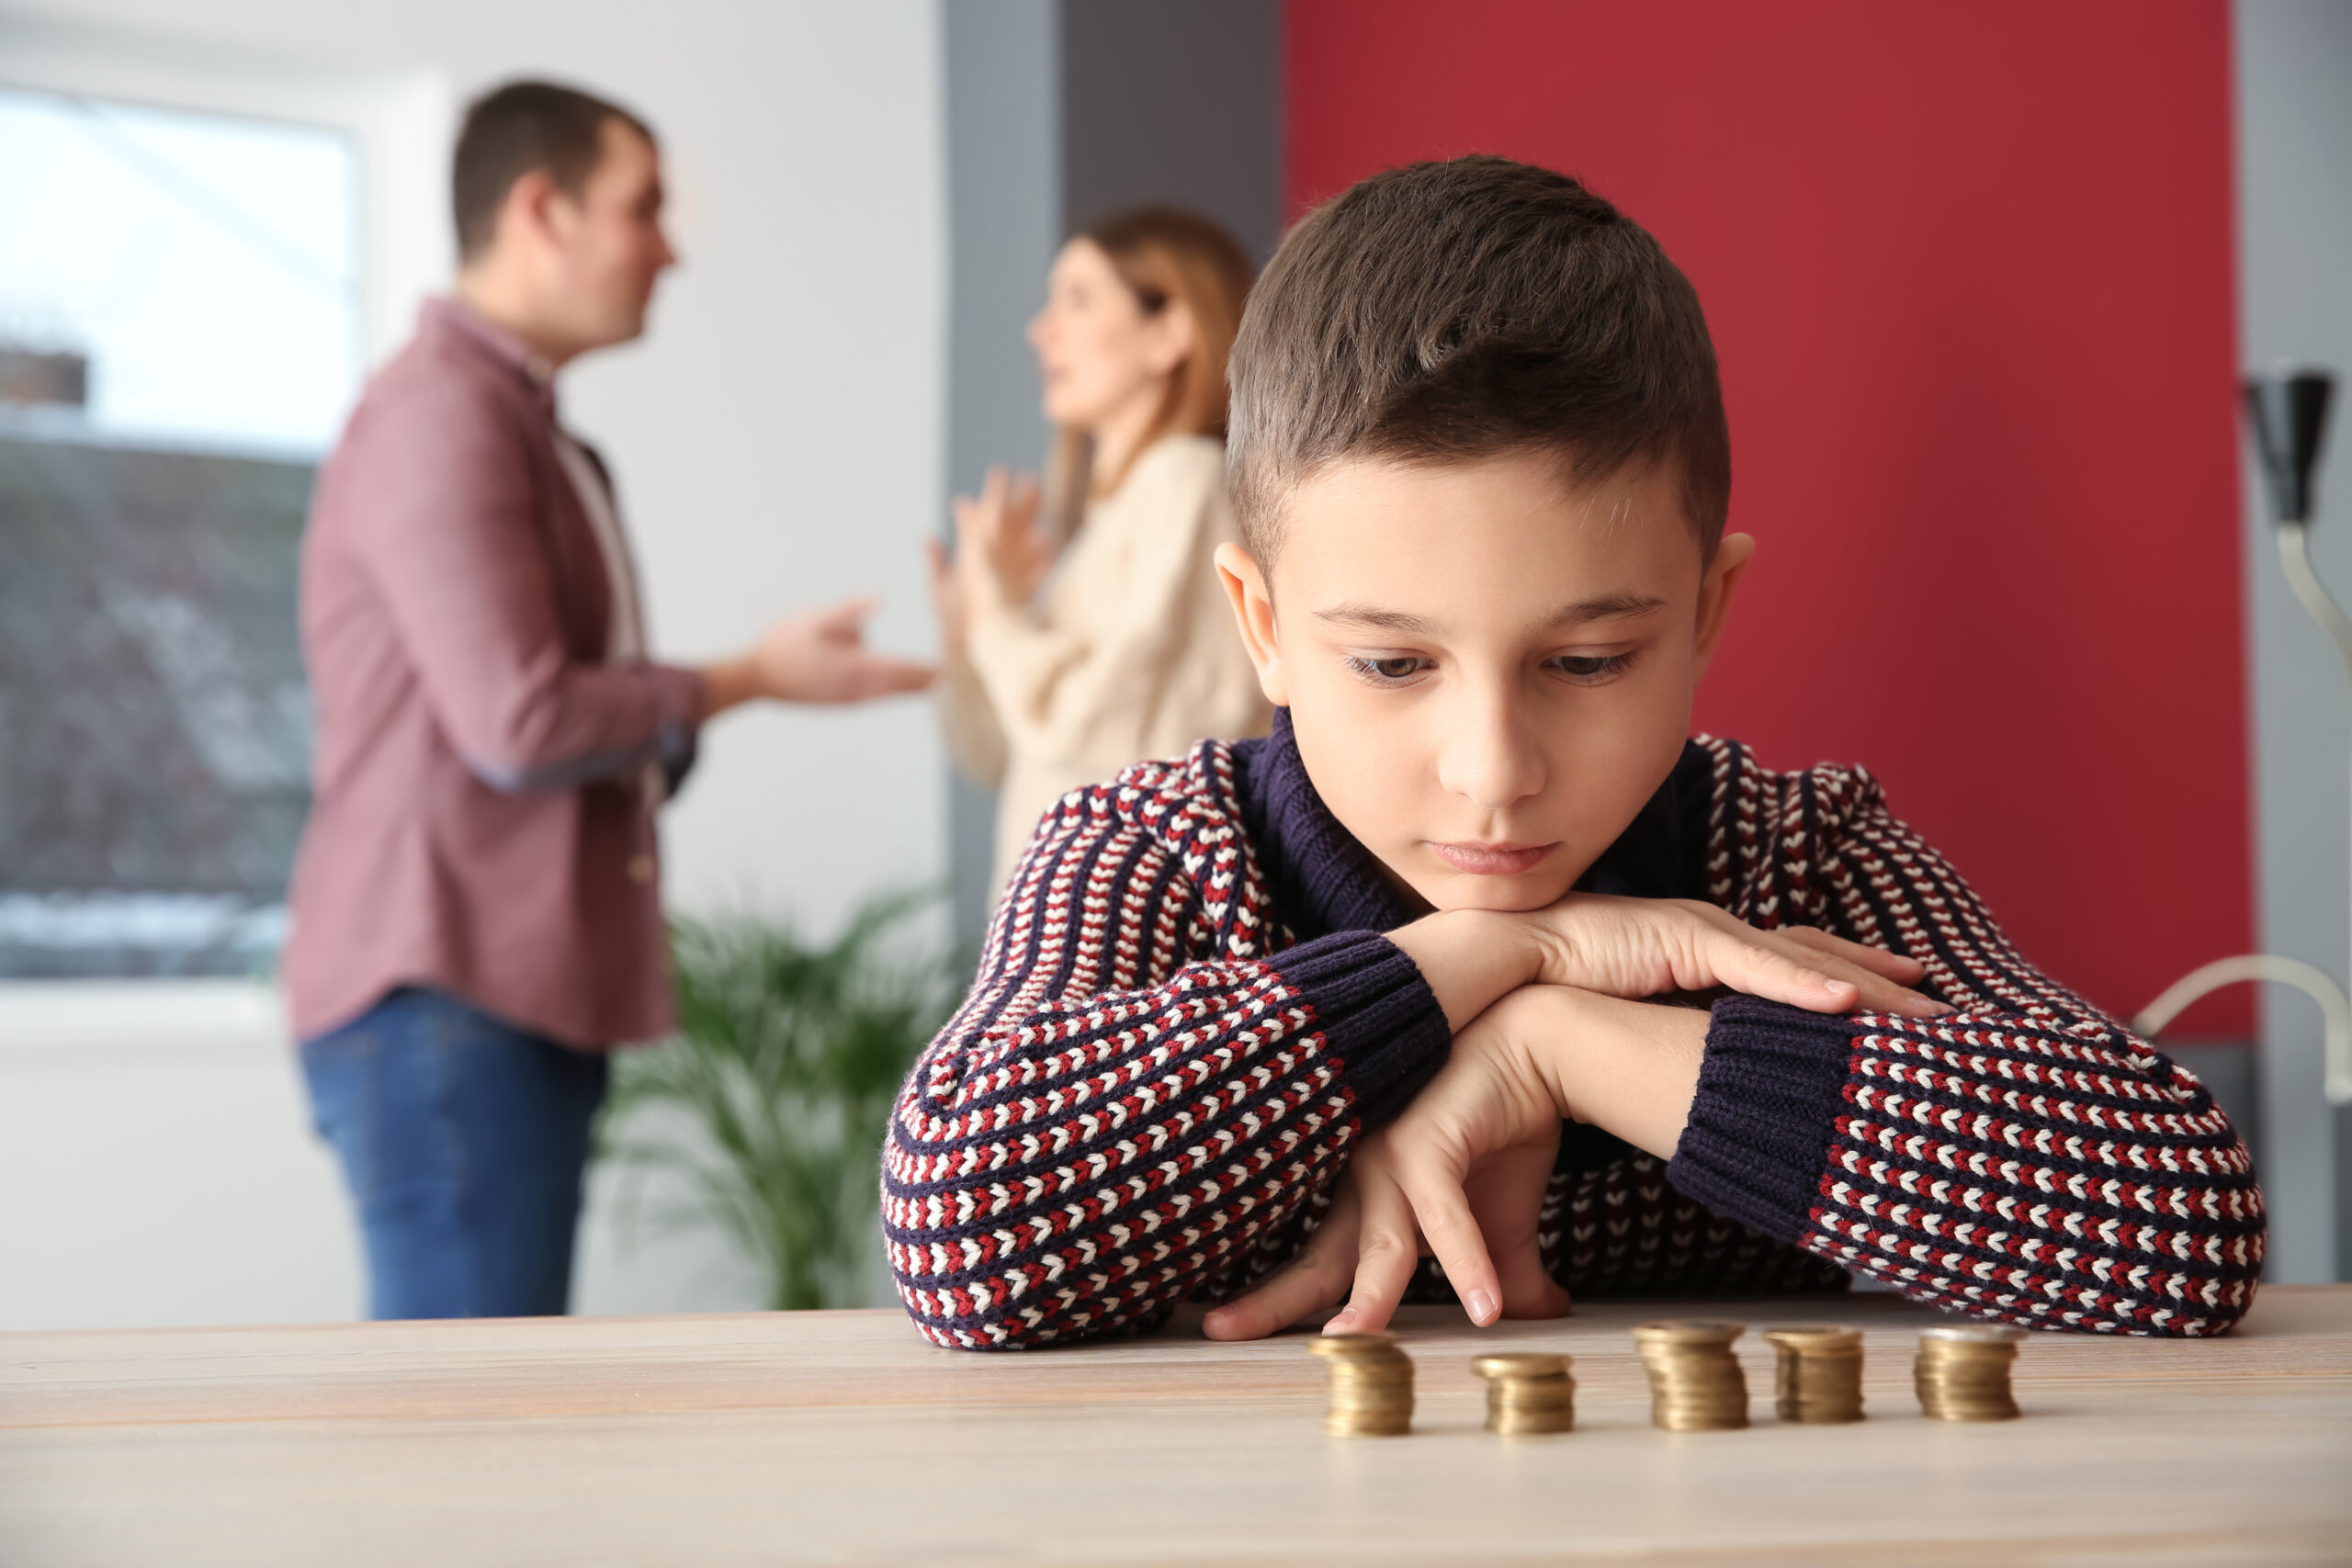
[949, 466, 1056, 608]
[922, 536, 967, 659]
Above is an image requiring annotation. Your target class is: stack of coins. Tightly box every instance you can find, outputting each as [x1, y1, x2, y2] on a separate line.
[1760, 1324, 1865, 1424]
[1470, 1352, 1576, 1435]
[1309, 1332, 1414, 1436]
[1915, 1324, 2026, 1421]
[1632, 1320, 1749, 1431]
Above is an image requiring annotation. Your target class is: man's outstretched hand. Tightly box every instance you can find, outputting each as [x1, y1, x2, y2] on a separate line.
[705, 595, 935, 715]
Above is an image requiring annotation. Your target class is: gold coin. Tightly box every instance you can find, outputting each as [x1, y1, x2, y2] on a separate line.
[1312, 1333, 1413, 1436]
[1471, 1350, 1576, 1436]
[1311, 1332, 1407, 1359]
[1470, 1351, 1568, 1380]
[1634, 1323, 1751, 1432]
[1919, 1324, 2026, 1348]
[1914, 1325, 2024, 1421]
[1633, 1319, 1746, 1348]
[1763, 1325, 1865, 1424]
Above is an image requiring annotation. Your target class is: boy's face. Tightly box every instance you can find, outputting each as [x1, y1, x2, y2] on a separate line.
[1218, 449, 1753, 914]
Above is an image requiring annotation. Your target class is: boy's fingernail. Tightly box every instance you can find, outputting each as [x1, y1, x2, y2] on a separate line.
[1325, 1307, 1357, 1332]
[1466, 1289, 1498, 1325]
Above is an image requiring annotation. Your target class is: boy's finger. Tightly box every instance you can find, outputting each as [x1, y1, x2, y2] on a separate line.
[1328, 1168, 1425, 1335]
[1802, 950, 1950, 1015]
[1203, 1186, 1360, 1341]
[1779, 926, 1927, 980]
[1462, 1145, 1572, 1321]
[1713, 935, 1859, 1013]
[1386, 1157, 1503, 1328]
[1201, 1252, 1347, 1341]
[1487, 1222, 1571, 1320]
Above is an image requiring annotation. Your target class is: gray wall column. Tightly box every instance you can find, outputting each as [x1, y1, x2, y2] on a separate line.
[2235, 0, 2352, 1282]
[942, 0, 1060, 953]
[940, 1, 1283, 953]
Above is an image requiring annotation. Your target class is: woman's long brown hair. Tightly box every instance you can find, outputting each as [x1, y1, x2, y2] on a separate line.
[1049, 205, 1255, 527]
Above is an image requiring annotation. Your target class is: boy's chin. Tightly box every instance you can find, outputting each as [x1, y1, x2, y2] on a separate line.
[1397, 866, 1583, 916]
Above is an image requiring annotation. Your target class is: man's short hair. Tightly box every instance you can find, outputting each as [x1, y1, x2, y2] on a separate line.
[1227, 155, 1730, 563]
[451, 81, 656, 263]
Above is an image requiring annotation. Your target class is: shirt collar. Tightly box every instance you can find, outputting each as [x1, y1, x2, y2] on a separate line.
[1228, 706, 1710, 942]
[419, 296, 560, 414]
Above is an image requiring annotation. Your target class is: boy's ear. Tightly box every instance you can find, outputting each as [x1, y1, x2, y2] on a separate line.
[1691, 531, 1756, 676]
[1215, 541, 1290, 706]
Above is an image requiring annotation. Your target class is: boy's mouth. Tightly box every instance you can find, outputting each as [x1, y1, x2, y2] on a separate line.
[1427, 840, 1556, 876]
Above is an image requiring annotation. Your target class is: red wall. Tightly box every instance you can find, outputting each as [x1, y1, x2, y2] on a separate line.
[1286, 0, 2252, 1032]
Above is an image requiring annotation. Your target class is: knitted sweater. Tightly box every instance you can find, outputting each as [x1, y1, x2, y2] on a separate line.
[885, 712, 2264, 1348]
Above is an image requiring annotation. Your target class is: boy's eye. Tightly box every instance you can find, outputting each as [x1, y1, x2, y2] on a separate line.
[1342, 653, 1430, 684]
[1552, 652, 1635, 682]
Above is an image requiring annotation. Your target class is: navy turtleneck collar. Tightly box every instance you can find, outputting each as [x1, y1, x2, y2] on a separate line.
[1227, 708, 1712, 942]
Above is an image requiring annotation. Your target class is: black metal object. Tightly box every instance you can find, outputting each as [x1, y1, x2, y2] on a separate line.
[2245, 369, 2336, 525]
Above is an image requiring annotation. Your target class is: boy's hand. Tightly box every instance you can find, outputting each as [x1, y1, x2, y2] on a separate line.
[1204, 990, 1589, 1341]
[1203, 983, 1742, 1340]
[1523, 895, 1946, 1017]
[1391, 896, 1947, 1033]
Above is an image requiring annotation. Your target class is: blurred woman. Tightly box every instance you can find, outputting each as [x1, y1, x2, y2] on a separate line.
[931, 206, 1271, 892]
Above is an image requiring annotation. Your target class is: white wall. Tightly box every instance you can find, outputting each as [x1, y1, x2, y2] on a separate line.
[0, 0, 945, 1327]
[2236, 0, 2352, 1282]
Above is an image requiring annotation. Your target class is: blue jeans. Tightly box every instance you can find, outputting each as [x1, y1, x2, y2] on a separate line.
[300, 987, 608, 1319]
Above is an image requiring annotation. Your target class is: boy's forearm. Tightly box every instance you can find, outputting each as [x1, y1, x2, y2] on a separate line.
[1384, 908, 1544, 1030]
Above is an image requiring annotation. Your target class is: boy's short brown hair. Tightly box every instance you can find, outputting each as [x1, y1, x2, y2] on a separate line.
[1227, 155, 1730, 562]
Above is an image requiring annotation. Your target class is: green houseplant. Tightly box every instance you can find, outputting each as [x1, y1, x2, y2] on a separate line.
[597, 892, 958, 1311]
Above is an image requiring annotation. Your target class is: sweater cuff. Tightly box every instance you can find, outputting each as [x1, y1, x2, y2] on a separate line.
[1664, 996, 1860, 1246]
[650, 664, 705, 798]
[1272, 930, 1453, 1124]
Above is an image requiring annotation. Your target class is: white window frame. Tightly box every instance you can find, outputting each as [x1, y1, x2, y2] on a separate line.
[0, 17, 451, 1047]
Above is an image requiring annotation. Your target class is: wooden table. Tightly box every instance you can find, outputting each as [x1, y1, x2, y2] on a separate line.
[5, 1287, 2348, 1566]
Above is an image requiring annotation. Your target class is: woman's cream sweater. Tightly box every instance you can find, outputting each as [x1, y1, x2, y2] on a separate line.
[938, 434, 1272, 891]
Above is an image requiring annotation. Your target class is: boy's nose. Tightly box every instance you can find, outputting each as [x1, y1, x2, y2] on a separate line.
[1436, 694, 1548, 811]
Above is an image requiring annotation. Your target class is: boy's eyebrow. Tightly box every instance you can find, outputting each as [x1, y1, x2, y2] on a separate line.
[1543, 592, 1668, 625]
[1313, 604, 1437, 633]
[1313, 592, 1668, 636]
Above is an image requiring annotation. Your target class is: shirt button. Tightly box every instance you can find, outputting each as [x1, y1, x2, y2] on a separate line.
[628, 854, 654, 884]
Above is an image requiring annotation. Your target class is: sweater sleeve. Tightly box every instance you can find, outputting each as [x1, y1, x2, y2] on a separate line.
[882, 747, 1452, 1349]
[932, 640, 1010, 791]
[1664, 739, 2264, 1337]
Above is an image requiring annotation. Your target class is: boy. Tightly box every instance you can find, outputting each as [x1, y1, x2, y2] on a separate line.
[884, 157, 2261, 1349]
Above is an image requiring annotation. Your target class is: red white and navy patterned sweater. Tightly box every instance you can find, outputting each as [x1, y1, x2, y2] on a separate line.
[885, 711, 2264, 1348]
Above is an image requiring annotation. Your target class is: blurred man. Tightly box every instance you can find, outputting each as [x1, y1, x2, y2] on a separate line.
[285, 81, 931, 1320]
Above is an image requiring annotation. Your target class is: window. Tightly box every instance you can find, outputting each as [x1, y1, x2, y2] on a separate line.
[0, 86, 360, 978]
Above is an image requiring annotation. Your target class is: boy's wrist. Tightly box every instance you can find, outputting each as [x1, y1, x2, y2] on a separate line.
[1385, 907, 1545, 1031]
[1491, 985, 1709, 1161]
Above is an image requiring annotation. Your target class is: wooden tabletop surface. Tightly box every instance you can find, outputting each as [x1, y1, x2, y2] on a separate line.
[5, 1286, 2349, 1566]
